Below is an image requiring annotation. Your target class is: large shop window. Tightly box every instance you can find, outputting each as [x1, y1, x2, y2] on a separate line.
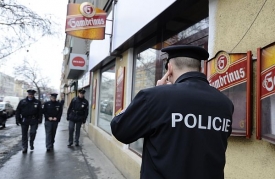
[98, 64, 115, 134]
[130, 40, 163, 154]
[130, 18, 209, 155]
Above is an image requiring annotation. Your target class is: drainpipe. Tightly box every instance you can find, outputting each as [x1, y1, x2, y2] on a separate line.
[109, 0, 117, 55]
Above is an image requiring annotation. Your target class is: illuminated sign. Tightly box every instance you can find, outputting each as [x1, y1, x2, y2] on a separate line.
[207, 51, 252, 138]
[69, 53, 87, 70]
[65, 2, 107, 40]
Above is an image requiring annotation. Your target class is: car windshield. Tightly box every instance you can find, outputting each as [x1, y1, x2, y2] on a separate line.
[0, 104, 4, 108]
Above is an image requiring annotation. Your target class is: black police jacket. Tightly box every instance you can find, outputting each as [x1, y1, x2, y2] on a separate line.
[111, 72, 234, 179]
[43, 100, 63, 122]
[67, 97, 89, 122]
[16, 97, 42, 124]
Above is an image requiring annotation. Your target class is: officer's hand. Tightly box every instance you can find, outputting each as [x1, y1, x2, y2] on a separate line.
[16, 121, 20, 126]
[156, 71, 171, 86]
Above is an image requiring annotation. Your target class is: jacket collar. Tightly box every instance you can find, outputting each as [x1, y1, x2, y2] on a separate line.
[175, 71, 209, 84]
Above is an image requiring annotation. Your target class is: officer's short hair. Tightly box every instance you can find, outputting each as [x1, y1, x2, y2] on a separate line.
[172, 57, 201, 71]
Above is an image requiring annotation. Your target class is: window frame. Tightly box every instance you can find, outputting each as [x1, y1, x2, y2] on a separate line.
[97, 61, 116, 134]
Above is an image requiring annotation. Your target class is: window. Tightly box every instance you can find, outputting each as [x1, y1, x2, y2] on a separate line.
[130, 38, 163, 154]
[97, 63, 115, 134]
[129, 18, 209, 155]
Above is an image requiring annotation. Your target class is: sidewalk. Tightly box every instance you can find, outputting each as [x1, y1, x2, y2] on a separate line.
[0, 113, 125, 179]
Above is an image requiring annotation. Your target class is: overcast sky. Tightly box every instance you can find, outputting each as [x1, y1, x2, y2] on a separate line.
[0, 0, 68, 91]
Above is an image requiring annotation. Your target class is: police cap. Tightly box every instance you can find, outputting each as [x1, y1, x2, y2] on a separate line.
[27, 89, 36, 95]
[79, 88, 86, 94]
[50, 93, 58, 98]
[161, 45, 209, 70]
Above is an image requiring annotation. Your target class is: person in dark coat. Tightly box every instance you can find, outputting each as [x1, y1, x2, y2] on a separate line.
[16, 89, 42, 153]
[67, 88, 89, 147]
[60, 97, 65, 107]
[43, 93, 63, 152]
[110, 45, 234, 179]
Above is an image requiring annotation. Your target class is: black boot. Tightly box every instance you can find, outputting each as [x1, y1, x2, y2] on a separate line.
[30, 142, 34, 150]
[22, 148, 27, 153]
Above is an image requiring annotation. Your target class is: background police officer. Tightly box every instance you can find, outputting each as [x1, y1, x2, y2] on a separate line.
[16, 89, 42, 153]
[67, 88, 89, 147]
[111, 45, 234, 179]
[43, 93, 63, 152]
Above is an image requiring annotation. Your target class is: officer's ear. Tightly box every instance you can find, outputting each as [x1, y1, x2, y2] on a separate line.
[167, 63, 173, 76]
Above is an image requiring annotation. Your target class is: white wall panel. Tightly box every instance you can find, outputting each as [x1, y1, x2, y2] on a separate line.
[89, 11, 112, 71]
[112, 0, 176, 51]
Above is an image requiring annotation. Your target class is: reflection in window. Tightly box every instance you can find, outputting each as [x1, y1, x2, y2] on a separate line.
[134, 48, 162, 95]
[164, 18, 209, 46]
[222, 83, 246, 134]
[130, 47, 162, 154]
[98, 65, 115, 134]
[262, 95, 275, 137]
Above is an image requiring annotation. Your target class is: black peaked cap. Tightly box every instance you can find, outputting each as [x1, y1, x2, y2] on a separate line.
[50, 93, 58, 97]
[161, 45, 209, 70]
[79, 88, 86, 94]
[27, 89, 36, 94]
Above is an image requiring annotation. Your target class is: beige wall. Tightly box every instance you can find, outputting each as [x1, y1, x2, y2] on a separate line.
[211, 0, 275, 178]
[87, 50, 141, 179]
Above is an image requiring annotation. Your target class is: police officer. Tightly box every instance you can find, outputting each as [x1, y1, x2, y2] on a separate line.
[110, 45, 234, 179]
[43, 93, 63, 152]
[16, 89, 42, 153]
[67, 88, 89, 147]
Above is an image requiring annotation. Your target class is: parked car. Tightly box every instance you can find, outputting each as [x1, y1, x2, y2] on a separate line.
[0, 102, 11, 128]
[100, 100, 109, 113]
[0, 102, 14, 117]
[3, 96, 20, 113]
[0, 109, 7, 128]
[100, 100, 113, 115]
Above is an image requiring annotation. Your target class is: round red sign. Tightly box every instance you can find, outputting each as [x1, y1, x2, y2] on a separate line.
[215, 52, 230, 74]
[217, 55, 228, 71]
[72, 56, 85, 67]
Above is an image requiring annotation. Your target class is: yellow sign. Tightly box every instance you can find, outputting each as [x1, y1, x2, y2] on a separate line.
[65, 2, 107, 40]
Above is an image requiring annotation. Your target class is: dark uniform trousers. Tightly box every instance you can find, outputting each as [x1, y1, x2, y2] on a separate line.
[68, 120, 82, 144]
[67, 97, 89, 145]
[21, 121, 38, 149]
[16, 97, 42, 150]
[45, 121, 58, 149]
[42, 100, 62, 149]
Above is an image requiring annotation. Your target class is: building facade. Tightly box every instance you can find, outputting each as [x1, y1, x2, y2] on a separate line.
[0, 72, 15, 97]
[61, 0, 275, 178]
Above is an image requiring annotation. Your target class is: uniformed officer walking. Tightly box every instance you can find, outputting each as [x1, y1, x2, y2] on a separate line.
[67, 89, 89, 147]
[111, 45, 234, 179]
[43, 93, 63, 152]
[16, 89, 42, 153]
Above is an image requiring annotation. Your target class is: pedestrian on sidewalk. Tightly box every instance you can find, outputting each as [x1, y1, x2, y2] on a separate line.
[16, 89, 42, 153]
[67, 88, 89, 147]
[111, 45, 234, 179]
[43, 93, 63, 152]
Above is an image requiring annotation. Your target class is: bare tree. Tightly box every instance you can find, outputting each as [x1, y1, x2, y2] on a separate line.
[14, 59, 50, 101]
[0, 0, 60, 60]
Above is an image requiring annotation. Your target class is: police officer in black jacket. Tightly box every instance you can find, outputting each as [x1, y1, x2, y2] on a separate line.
[111, 45, 234, 179]
[16, 89, 42, 153]
[67, 88, 89, 147]
[43, 93, 63, 152]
